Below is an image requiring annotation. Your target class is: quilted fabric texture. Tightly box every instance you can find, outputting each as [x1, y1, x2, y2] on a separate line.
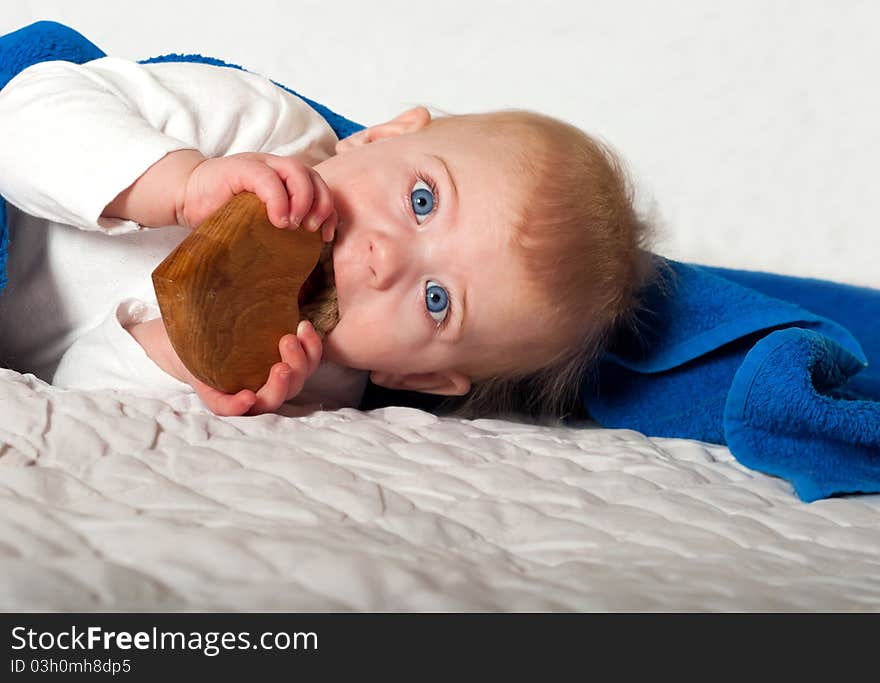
[2, 368, 880, 611]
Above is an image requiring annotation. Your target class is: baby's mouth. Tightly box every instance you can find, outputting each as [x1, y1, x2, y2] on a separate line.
[298, 240, 339, 338]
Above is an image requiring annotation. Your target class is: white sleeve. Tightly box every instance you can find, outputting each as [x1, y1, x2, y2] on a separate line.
[0, 57, 338, 234]
[52, 297, 367, 409]
[52, 299, 193, 396]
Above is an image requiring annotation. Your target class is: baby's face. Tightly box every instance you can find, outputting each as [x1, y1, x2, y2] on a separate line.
[313, 110, 543, 394]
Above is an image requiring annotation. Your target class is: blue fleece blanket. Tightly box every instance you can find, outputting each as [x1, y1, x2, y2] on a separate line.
[582, 261, 880, 501]
[2, 21, 879, 501]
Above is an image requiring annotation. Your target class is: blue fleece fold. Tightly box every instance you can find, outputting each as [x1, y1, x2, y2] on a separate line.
[2, 21, 879, 501]
[583, 261, 880, 501]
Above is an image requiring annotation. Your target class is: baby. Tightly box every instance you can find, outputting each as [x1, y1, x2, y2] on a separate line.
[0, 57, 656, 419]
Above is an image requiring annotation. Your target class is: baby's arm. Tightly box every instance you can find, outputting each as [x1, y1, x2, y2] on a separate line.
[102, 150, 338, 240]
[126, 316, 324, 416]
[1, 57, 340, 412]
[0, 60, 191, 232]
[53, 299, 325, 416]
[0, 57, 338, 233]
[99, 152, 336, 414]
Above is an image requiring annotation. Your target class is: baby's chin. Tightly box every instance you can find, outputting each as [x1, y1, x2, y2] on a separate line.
[318, 322, 359, 368]
[319, 327, 341, 363]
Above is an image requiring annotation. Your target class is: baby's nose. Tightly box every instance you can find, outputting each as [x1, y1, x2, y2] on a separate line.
[368, 234, 408, 290]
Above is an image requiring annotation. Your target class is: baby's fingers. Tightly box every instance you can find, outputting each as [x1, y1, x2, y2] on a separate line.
[248, 362, 297, 415]
[300, 169, 335, 236]
[234, 161, 292, 229]
[265, 157, 315, 228]
[194, 383, 257, 417]
[285, 320, 322, 377]
[321, 209, 339, 243]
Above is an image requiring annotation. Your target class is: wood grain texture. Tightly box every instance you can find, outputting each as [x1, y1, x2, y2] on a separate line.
[152, 192, 324, 394]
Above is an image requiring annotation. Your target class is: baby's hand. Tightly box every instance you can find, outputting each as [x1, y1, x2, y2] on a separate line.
[186, 320, 324, 416]
[180, 152, 338, 242]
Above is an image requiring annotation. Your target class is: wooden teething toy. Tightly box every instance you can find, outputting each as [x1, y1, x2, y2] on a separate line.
[152, 191, 338, 394]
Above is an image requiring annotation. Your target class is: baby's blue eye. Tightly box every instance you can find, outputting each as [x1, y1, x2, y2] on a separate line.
[425, 280, 449, 324]
[411, 179, 435, 224]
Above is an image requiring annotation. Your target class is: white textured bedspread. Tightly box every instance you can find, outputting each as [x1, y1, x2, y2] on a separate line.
[2, 368, 879, 611]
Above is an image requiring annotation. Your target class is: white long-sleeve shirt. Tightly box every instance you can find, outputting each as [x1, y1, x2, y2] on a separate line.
[0, 57, 367, 409]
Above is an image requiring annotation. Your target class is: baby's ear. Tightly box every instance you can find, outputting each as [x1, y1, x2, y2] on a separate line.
[370, 369, 471, 396]
[335, 106, 431, 153]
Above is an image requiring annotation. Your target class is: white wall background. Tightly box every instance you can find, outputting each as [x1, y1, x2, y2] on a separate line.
[4, 0, 879, 287]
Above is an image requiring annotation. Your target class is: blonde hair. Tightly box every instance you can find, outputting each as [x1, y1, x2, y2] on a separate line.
[429, 110, 661, 422]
